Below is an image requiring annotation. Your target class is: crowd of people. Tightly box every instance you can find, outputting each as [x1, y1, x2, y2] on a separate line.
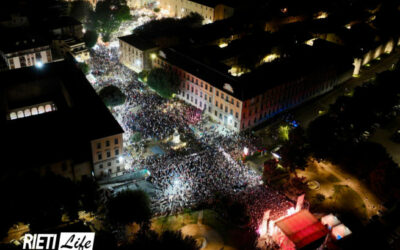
[87, 43, 292, 235]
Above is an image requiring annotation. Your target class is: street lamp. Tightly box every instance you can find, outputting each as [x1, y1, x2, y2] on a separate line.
[35, 61, 43, 69]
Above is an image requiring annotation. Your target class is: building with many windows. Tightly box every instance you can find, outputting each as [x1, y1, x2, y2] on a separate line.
[157, 0, 234, 23]
[153, 40, 353, 131]
[0, 59, 124, 180]
[53, 37, 90, 62]
[119, 35, 158, 73]
[0, 29, 52, 70]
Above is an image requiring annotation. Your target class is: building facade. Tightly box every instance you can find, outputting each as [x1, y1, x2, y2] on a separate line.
[153, 46, 352, 132]
[91, 134, 124, 178]
[157, 0, 234, 23]
[53, 38, 90, 62]
[119, 35, 158, 73]
[1, 43, 52, 70]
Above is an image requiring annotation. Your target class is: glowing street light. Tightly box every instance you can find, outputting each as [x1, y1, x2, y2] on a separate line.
[35, 61, 43, 68]
[150, 53, 156, 60]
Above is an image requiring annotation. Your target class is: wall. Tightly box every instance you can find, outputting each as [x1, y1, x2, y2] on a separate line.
[91, 133, 124, 178]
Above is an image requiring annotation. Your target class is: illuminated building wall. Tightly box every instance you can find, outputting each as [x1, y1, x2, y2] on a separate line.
[91, 134, 124, 178]
[119, 37, 158, 73]
[157, 0, 233, 23]
[153, 55, 243, 131]
[2, 45, 52, 70]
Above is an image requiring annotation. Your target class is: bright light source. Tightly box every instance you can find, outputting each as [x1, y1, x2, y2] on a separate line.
[35, 61, 43, 68]
[243, 147, 249, 155]
[150, 53, 156, 59]
[262, 54, 280, 63]
[219, 42, 228, 48]
[118, 156, 124, 162]
[272, 152, 281, 159]
[135, 59, 141, 66]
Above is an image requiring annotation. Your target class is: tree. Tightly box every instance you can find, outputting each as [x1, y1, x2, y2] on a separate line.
[99, 85, 126, 107]
[147, 68, 179, 98]
[78, 62, 90, 75]
[106, 190, 151, 227]
[78, 176, 100, 212]
[69, 0, 93, 23]
[89, 0, 131, 40]
[83, 30, 99, 48]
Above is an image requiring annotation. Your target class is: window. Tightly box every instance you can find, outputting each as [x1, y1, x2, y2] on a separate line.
[117, 167, 121, 172]
[230, 109, 233, 115]
[234, 122, 237, 128]
[208, 106, 211, 112]
[107, 162, 111, 167]
[98, 153, 102, 161]
[216, 91, 219, 96]
[106, 140, 110, 147]
[220, 104, 223, 109]
[115, 149, 119, 155]
[114, 138, 118, 144]
[215, 110, 218, 116]
[205, 94, 207, 100]
[201, 82, 203, 88]
[195, 99, 197, 104]
[191, 87, 194, 92]
[237, 101, 240, 107]
[99, 164, 103, 169]
[205, 85, 208, 90]
[195, 79, 198, 85]
[97, 143, 101, 149]
[215, 101, 218, 106]
[235, 112, 238, 118]
[221, 93, 224, 99]
[225, 107, 228, 112]
[209, 97, 212, 103]
[210, 86, 213, 92]
[200, 92, 203, 98]
[106, 151, 111, 158]
[195, 89, 198, 95]
[187, 94, 189, 99]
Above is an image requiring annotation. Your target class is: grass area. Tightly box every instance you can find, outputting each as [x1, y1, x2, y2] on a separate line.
[326, 174, 341, 183]
[151, 209, 250, 249]
[330, 185, 368, 219]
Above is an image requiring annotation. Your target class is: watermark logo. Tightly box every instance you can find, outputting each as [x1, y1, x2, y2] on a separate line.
[23, 232, 95, 250]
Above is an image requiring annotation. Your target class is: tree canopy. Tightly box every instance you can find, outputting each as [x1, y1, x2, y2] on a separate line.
[147, 68, 180, 98]
[106, 190, 152, 227]
[68, 0, 93, 23]
[99, 85, 126, 107]
[83, 30, 99, 48]
[87, 0, 131, 41]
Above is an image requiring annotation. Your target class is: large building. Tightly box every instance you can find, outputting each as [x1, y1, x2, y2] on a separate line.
[0, 59, 124, 180]
[0, 30, 52, 70]
[157, 0, 234, 23]
[119, 35, 158, 73]
[153, 39, 353, 131]
[53, 37, 90, 62]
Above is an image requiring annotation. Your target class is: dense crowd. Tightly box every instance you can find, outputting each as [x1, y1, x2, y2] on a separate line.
[88, 43, 292, 235]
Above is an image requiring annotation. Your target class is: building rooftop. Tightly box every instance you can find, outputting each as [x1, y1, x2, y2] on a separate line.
[275, 210, 329, 249]
[0, 28, 49, 54]
[160, 38, 352, 101]
[119, 34, 157, 51]
[0, 59, 123, 170]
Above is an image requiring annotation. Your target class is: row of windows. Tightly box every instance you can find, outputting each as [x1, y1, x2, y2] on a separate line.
[215, 90, 240, 108]
[96, 138, 119, 149]
[97, 148, 119, 161]
[98, 159, 121, 170]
